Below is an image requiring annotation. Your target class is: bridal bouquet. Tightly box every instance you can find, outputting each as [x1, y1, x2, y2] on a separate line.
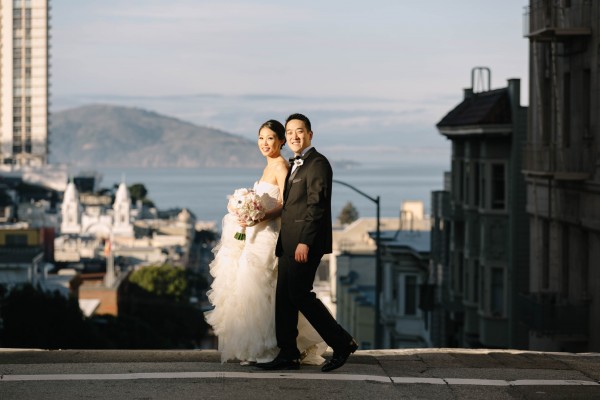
[227, 188, 266, 240]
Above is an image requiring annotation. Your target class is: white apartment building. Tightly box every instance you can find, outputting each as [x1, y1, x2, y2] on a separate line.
[1, 0, 50, 166]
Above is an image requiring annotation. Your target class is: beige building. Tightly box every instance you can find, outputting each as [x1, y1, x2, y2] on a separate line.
[523, 0, 600, 352]
[1, 0, 50, 166]
[331, 201, 432, 349]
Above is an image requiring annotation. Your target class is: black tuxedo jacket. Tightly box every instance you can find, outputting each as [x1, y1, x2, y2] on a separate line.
[276, 148, 333, 257]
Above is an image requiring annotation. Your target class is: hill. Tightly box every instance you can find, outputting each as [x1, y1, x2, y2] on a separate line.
[49, 104, 264, 168]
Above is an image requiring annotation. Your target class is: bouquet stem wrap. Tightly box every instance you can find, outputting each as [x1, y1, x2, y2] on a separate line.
[234, 227, 246, 241]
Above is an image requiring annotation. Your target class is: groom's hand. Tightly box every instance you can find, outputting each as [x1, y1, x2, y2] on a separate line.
[295, 243, 309, 263]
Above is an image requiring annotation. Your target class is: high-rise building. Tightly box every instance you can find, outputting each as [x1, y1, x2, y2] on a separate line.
[523, 0, 599, 352]
[1, 0, 50, 166]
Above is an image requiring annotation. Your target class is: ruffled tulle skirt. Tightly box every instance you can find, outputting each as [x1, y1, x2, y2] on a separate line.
[206, 213, 326, 364]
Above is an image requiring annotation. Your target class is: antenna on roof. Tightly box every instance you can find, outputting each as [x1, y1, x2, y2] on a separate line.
[471, 67, 491, 93]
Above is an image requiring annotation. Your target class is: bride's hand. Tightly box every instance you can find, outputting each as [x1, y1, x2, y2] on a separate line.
[239, 218, 262, 227]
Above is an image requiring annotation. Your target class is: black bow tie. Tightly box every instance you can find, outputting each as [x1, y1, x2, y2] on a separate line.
[289, 155, 302, 163]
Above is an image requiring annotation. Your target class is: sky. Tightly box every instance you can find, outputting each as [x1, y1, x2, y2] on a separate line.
[51, 0, 529, 165]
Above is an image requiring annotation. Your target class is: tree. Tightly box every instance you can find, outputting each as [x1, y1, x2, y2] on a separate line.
[128, 264, 187, 300]
[128, 183, 155, 207]
[338, 201, 359, 225]
[121, 264, 208, 348]
[128, 183, 147, 202]
[0, 284, 98, 349]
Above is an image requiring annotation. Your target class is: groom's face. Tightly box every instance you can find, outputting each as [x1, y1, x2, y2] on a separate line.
[285, 119, 313, 155]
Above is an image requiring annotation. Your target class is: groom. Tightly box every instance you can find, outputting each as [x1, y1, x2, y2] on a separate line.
[256, 113, 358, 372]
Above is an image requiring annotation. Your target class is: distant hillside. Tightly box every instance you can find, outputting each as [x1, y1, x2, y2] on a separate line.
[49, 104, 264, 168]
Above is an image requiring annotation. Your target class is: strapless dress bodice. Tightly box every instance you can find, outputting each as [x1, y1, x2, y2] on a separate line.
[254, 181, 279, 211]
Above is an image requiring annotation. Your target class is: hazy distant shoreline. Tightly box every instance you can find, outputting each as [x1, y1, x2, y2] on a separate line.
[96, 163, 447, 223]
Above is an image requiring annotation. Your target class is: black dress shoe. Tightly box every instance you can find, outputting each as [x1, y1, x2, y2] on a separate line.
[321, 338, 358, 373]
[255, 357, 300, 370]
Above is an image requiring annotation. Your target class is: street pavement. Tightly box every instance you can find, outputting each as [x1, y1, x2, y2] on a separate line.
[1, 348, 599, 399]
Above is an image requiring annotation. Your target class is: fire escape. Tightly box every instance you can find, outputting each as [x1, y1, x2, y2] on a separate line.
[523, 0, 593, 181]
[520, 0, 593, 344]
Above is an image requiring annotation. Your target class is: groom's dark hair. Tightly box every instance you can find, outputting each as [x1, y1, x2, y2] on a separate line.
[285, 113, 311, 132]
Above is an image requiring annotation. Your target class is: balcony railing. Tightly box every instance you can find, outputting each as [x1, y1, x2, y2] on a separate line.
[523, 0, 592, 40]
[518, 293, 589, 335]
[522, 144, 593, 179]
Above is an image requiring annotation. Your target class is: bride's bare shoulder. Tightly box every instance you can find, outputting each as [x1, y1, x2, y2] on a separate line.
[274, 157, 290, 171]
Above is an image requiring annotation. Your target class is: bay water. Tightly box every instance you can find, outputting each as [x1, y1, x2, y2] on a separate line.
[98, 161, 448, 226]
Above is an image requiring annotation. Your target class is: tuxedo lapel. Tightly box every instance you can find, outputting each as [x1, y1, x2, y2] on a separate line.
[283, 163, 293, 202]
[288, 165, 300, 182]
[284, 148, 315, 202]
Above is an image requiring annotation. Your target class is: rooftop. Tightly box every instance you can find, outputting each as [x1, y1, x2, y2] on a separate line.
[437, 88, 512, 128]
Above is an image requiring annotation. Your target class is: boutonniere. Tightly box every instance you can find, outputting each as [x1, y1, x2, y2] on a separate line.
[289, 156, 304, 167]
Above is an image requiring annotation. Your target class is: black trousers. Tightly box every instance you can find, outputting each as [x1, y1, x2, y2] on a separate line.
[275, 252, 350, 358]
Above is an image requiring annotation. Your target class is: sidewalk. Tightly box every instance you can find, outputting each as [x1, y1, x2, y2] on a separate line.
[1, 348, 599, 399]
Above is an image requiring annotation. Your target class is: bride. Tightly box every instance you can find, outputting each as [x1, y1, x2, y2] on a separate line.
[205, 119, 326, 365]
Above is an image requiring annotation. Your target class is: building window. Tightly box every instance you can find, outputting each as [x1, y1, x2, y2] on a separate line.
[490, 268, 504, 317]
[464, 261, 470, 301]
[454, 159, 463, 202]
[491, 163, 506, 210]
[561, 224, 569, 298]
[6, 234, 28, 246]
[404, 275, 418, 316]
[542, 219, 550, 289]
[463, 161, 470, 205]
[457, 159, 465, 203]
[473, 260, 480, 303]
[562, 72, 571, 147]
[581, 230, 589, 299]
[474, 162, 480, 207]
[583, 69, 591, 138]
[480, 162, 486, 208]
[542, 74, 552, 145]
[457, 254, 464, 294]
[478, 263, 485, 313]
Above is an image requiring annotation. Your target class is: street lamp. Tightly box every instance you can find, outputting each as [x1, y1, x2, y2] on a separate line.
[333, 179, 382, 349]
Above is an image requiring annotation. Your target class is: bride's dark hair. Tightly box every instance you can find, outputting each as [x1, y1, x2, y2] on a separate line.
[259, 120, 286, 148]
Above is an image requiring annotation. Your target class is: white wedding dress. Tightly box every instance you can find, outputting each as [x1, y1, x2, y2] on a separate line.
[206, 181, 326, 364]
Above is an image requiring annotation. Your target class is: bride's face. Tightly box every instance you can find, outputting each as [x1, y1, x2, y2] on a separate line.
[258, 127, 283, 158]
